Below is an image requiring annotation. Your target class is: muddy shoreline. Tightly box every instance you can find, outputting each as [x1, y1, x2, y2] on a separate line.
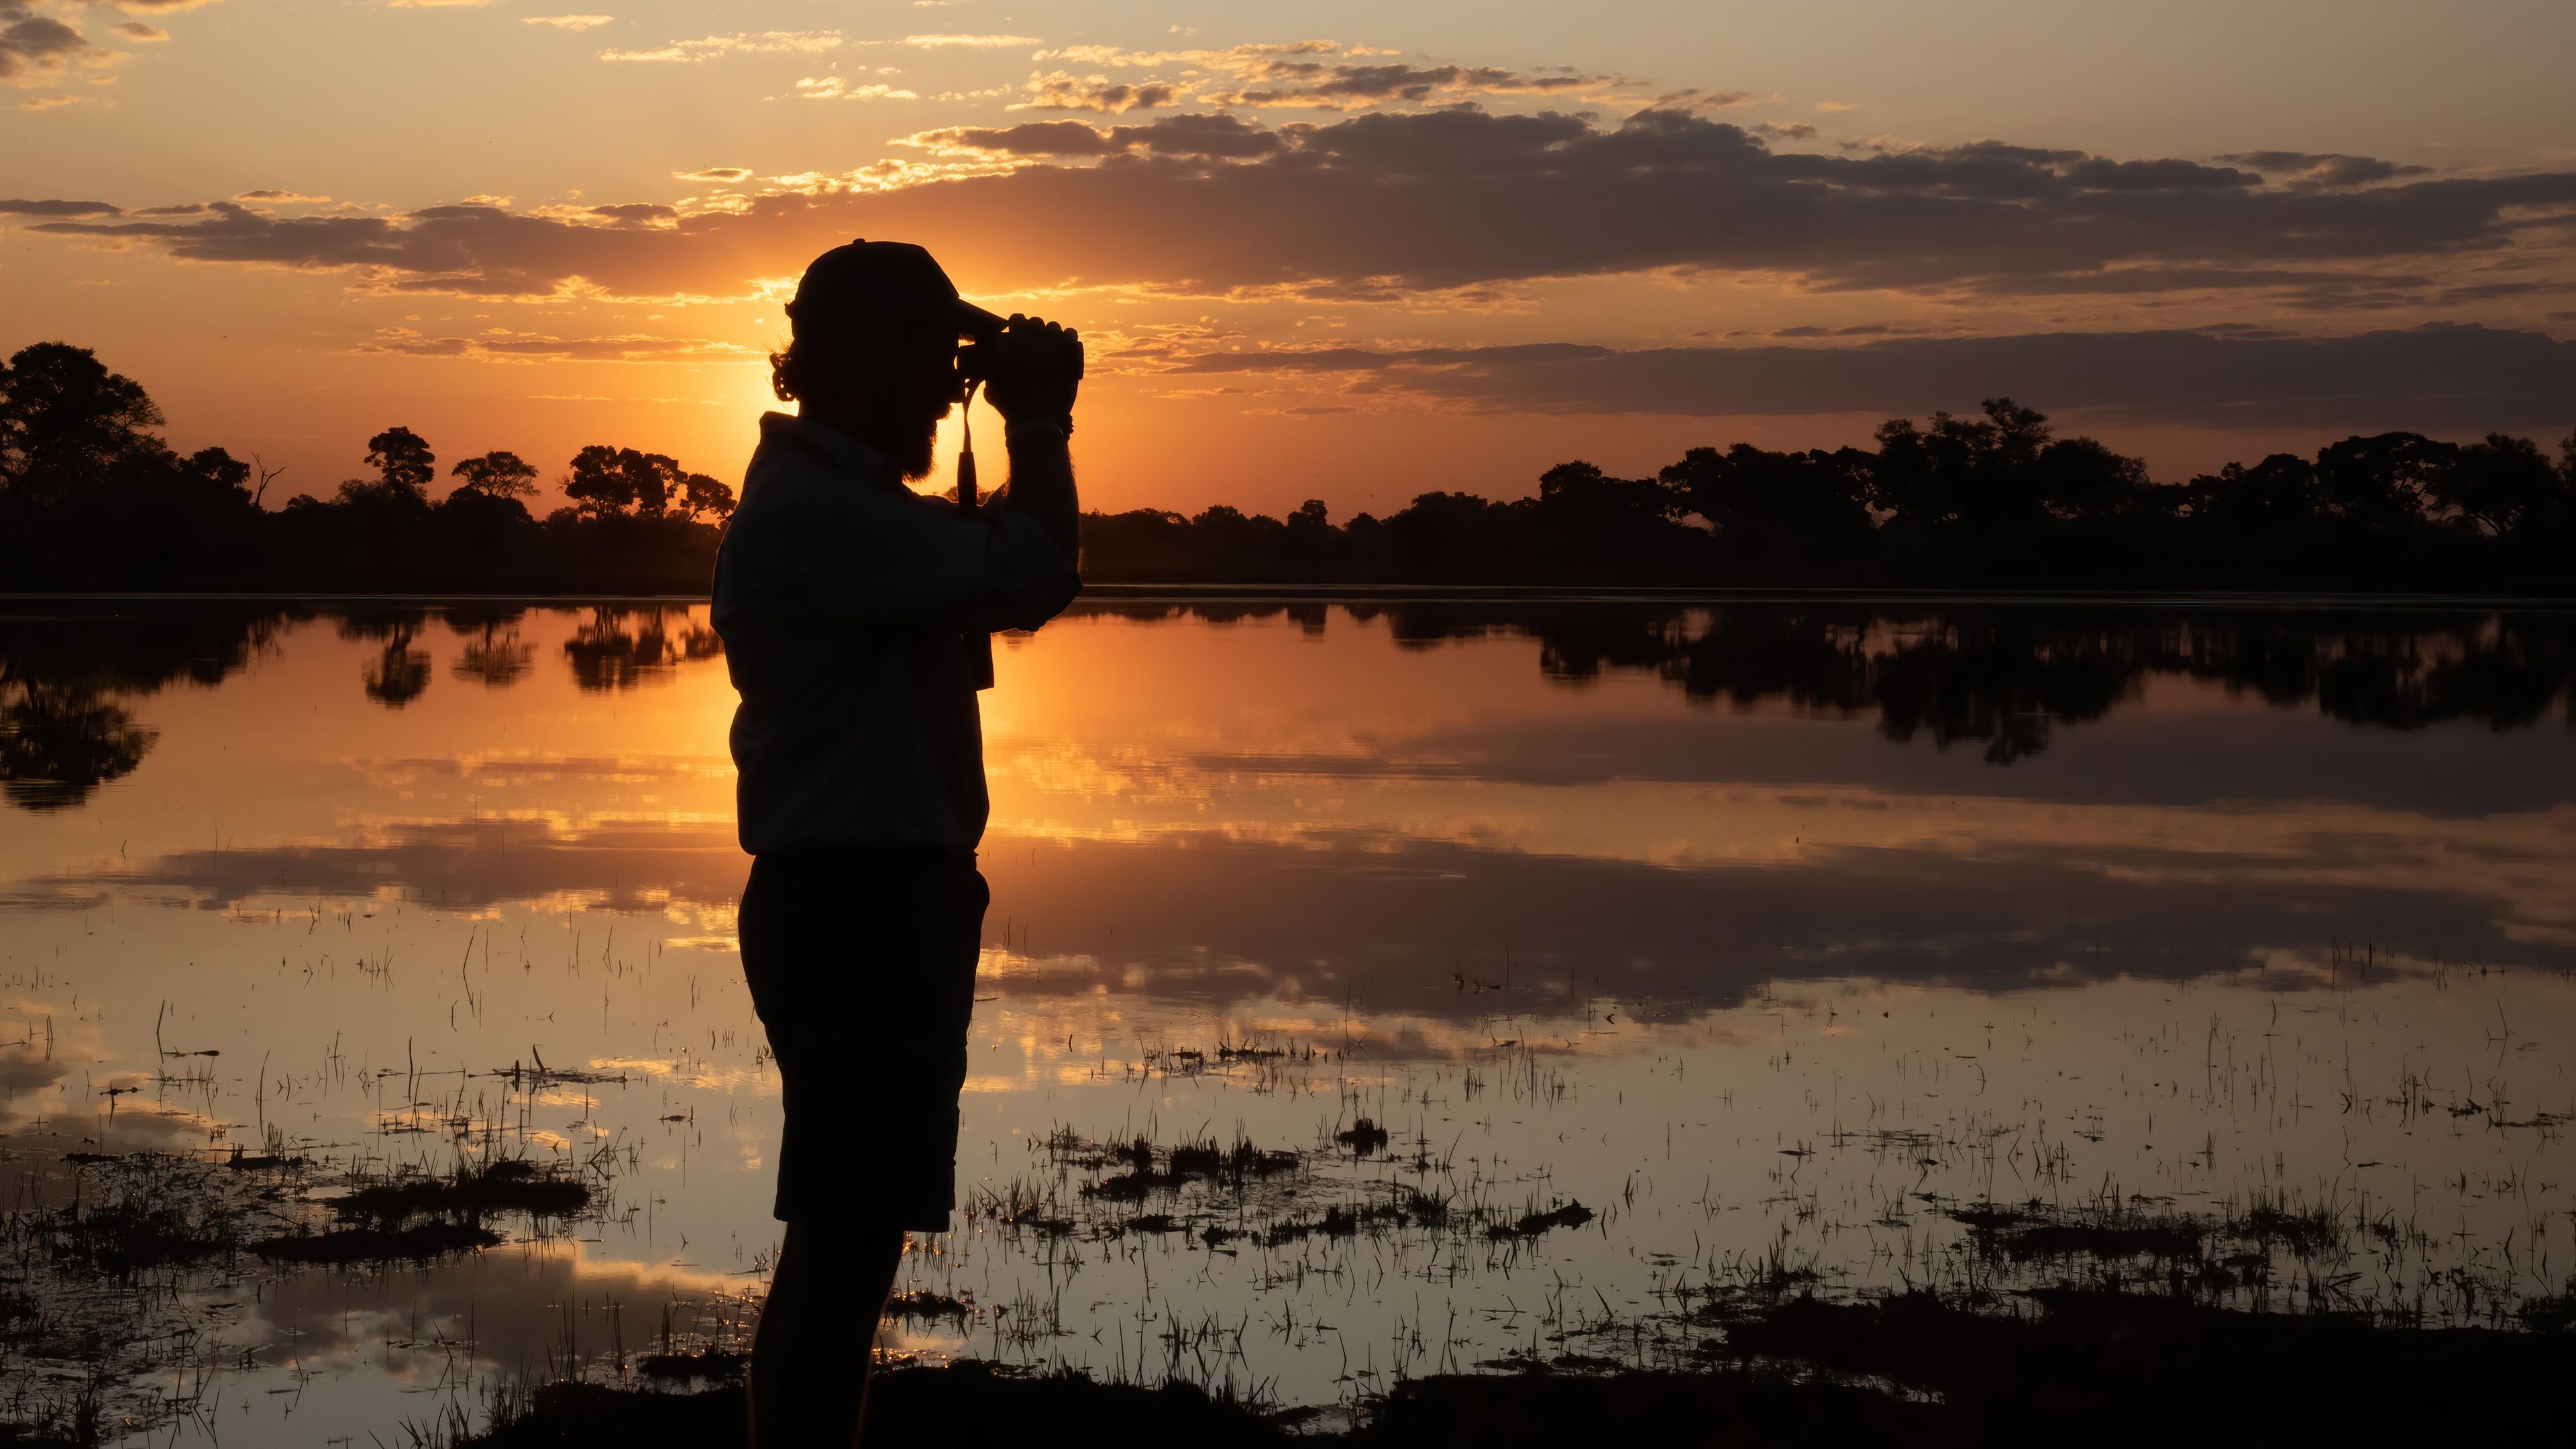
[460, 1287, 2576, 1446]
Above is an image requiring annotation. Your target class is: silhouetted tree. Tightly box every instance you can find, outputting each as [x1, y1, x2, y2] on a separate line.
[679, 472, 737, 522]
[2312, 432, 2453, 534]
[2435, 433, 2569, 541]
[180, 447, 253, 498]
[0, 342, 167, 508]
[2186, 453, 2314, 532]
[364, 426, 437, 500]
[450, 450, 539, 500]
[1662, 444, 1872, 563]
[5, 337, 2570, 596]
[564, 445, 684, 517]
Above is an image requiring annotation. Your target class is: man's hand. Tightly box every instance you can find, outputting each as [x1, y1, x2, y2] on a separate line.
[978, 314, 1082, 425]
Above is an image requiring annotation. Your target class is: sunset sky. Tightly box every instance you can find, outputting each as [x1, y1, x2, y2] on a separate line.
[7, 0, 2575, 517]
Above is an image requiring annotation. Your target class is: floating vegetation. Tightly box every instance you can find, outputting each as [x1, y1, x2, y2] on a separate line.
[0, 1150, 300, 1440]
[975, 1128, 1592, 1270]
[0, 1138, 608, 1443]
[635, 1347, 748, 1384]
[331, 1158, 594, 1228]
[1334, 1118, 1391, 1155]
[885, 1290, 972, 1324]
[250, 1218, 504, 1264]
[19, 1152, 260, 1276]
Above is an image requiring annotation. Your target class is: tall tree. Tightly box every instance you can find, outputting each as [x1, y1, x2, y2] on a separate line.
[561, 444, 633, 517]
[0, 342, 167, 508]
[2312, 432, 2453, 533]
[450, 450, 539, 499]
[1663, 443, 1872, 551]
[564, 445, 685, 517]
[679, 472, 736, 522]
[620, 449, 684, 516]
[2434, 433, 2567, 539]
[363, 426, 437, 500]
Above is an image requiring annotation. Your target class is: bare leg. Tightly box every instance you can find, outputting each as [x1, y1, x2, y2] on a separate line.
[751, 1222, 906, 1447]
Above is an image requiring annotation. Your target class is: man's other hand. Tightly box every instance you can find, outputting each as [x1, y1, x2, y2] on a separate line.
[981, 315, 1082, 425]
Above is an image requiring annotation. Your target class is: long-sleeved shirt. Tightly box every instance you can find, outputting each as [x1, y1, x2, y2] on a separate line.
[711, 411, 1080, 857]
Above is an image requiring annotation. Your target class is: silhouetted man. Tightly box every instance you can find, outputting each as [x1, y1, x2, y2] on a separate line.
[711, 239, 1081, 1446]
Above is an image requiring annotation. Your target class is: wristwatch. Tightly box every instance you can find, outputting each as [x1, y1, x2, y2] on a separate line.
[1004, 416, 1075, 444]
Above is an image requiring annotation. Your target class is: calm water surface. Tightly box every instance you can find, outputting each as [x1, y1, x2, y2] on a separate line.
[2, 598, 2573, 1442]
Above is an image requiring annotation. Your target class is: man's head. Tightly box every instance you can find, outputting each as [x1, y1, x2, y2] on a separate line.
[769, 240, 1004, 480]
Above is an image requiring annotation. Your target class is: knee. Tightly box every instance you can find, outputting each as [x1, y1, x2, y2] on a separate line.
[782, 1221, 907, 1274]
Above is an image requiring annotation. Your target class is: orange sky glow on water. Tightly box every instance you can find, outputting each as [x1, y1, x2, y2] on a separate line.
[7, 1, 2575, 519]
[3, 600, 2575, 1435]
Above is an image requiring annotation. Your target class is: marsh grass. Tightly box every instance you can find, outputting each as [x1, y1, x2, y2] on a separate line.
[0, 1139, 608, 1444]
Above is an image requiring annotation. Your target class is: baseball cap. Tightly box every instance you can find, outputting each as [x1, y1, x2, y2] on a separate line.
[786, 239, 1005, 341]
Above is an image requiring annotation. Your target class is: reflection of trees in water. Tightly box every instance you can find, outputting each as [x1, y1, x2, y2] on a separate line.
[562, 606, 723, 691]
[362, 627, 432, 708]
[0, 684, 159, 811]
[0, 602, 739, 808]
[0, 606, 281, 810]
[446, 608, 535, 688]
[337, 610, 433, 708]
[1124, 601, 2576, 764]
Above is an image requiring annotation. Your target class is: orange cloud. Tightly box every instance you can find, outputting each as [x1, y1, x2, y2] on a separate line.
[1008, 72, 1180, 113]
[902, 33, 1040, 48]
[23, 109, 2574, 321]
[600, 30, 844, 63]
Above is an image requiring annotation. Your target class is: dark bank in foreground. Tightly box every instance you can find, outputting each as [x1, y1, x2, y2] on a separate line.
[6, 341, 2573, 594]
[11, 1126, 2576, 1446]
[459, 1287, 2576, 1448]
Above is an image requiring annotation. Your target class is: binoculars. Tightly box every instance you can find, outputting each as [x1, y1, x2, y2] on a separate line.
[951, 303, 1084, 393]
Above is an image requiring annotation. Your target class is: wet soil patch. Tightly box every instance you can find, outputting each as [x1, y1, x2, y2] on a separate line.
[1705, 1287, 2576, 1442]
[466, 1362, 1303, 1448]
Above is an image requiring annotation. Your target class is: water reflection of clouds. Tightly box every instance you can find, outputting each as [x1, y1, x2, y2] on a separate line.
[362, 753, 735, 790]
[1339, 700, 2576, 814]
[962, 833, 2557, 1012]
[243, 1239, 759, 1372]
[5, 602, 2573, 1020]
[7, 816, 747, 913]
[12, 791, 2572, 1008]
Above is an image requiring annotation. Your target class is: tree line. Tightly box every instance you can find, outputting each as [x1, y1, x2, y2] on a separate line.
[5, 341, 2571, 592]
[1081, 400, 2576, 589]
[0, 342, 735, 592]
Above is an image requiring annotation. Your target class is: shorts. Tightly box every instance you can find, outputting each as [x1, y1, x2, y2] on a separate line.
[738, 848, 989, 1232]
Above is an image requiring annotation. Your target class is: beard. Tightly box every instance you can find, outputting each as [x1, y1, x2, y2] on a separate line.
[895, 416, 939, 482]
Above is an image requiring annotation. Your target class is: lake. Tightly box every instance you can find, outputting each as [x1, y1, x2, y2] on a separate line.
[3, 596, 2573, 1443]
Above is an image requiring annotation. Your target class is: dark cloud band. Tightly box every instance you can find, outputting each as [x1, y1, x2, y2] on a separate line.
[1159, 325, 2576, 432]
[22, 109, 2571, 305]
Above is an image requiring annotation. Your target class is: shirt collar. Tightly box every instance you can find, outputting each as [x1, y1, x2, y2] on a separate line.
[759, 411, 894, 484]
